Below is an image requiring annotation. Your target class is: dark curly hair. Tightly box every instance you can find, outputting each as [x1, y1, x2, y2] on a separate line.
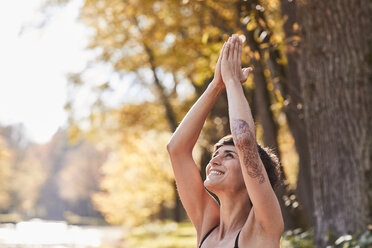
[213, 134, 282, 189]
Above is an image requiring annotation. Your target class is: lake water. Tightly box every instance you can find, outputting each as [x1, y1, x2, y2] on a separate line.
[0, 219, 125, 247]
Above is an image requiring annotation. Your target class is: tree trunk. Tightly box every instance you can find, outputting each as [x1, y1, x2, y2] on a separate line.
[297, 1, 372, 246]
[144, 43, 185, 222]
[279, 0, 314, 228]
[251, 61, 280, 153]
[266, 46, 312, 229]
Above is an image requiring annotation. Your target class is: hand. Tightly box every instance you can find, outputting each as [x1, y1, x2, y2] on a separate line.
[221, 34, 252, 86]
[211, 42, 226, 90]
[212, 36, 252, 90]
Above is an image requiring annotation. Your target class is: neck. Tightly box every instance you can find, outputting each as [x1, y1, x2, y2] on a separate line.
[216, 189, 251, 239]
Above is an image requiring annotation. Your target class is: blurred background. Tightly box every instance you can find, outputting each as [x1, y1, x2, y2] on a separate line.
[0, 0, 370, 247]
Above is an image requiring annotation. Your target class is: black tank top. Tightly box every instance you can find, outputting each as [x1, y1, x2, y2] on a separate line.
[198, 225, 241, 248]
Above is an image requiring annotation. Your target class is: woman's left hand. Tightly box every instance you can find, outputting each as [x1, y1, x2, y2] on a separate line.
[221, 34, 252, 86]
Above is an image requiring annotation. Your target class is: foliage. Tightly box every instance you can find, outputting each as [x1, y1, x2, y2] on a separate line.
[0, 125, 107, 222]
[58, 142, 107, 203]
[281, 227, 372, 248]
[76, 0, 226, 85]
[74, 100, 189, 226]
[88, 103, 177, 226]
[93, 129, 174, 226]
[330, 229, 372, 248]
[35, 130, 106, 221]
[281, 228, 314, 248]
[0, 125, 47, 215]
[11, 147, 47, 213]
[53, 0, 286, 119]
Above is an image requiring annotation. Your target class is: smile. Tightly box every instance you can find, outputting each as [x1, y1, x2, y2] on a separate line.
[209, 169, 225, 176]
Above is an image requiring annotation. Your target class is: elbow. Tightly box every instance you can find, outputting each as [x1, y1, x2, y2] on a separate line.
[167, 140, 190, 155]
[166, 142, 173, 153]
[166, 140, 177, 154]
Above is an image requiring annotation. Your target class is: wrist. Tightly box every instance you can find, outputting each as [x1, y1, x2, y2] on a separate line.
[209, 80, 225, 94]
[225, 78, 241, 87]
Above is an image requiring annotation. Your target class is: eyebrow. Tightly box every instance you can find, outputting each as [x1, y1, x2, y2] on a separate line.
[212, 150, 238, 157]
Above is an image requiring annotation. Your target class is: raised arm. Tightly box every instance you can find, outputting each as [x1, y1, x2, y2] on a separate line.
[166, 45, 227, 238]
[221, 35, 284, 238]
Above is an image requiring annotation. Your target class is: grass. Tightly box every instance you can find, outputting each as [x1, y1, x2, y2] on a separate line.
[122, 221, 372, 248]
[124, 221, 196, 248]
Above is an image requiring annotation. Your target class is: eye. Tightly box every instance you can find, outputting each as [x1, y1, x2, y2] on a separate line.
[225, 153, 233, 158]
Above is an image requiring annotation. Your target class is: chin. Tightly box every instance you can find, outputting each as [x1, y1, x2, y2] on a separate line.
[204, 178, 223, 193]
[204, 178, 212, 188]
[204, 178, 214, 190]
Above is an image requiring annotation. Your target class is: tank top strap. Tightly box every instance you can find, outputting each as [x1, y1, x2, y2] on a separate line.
[198, 225, 219, 248]
[234, 230, 241, 248]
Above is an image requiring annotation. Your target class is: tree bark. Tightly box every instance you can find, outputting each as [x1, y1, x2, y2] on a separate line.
[279, 0, 314, 228]
[297, 0, 372, 246]
[143, 42, 184, 222]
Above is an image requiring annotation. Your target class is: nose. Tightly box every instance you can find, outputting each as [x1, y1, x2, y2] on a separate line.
[206, 155, 221, 175]
[209, 155, 221, 166]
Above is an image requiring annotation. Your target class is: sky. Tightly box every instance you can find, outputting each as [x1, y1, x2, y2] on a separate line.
[0, 0, 92, 143]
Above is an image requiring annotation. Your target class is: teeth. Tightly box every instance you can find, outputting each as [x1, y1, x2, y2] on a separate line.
[209, 170, 223, 176]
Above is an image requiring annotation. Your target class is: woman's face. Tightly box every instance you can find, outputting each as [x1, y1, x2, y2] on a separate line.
[204, 145, 246, 192]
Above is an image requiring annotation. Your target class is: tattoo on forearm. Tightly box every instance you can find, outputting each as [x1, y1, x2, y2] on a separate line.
[232, 119, 265, 184]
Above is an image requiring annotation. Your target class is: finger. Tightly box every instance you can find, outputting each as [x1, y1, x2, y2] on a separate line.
[242, 67, 253, 81]
[237, 36, 241, 61]
[227, 37, 232, 50]
[241, 68, 247, 82]
[224, 37, 232, 60]
[217, 42, 226, 63]
[223, 42, 230, 60]
[229, 36, 235, 57]
[235, 34, 241, 60]
[238, 38, 242, 66]
[231, 35, 236, 60]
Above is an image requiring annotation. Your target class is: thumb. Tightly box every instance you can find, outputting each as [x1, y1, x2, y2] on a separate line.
[240, 67, 252, 83]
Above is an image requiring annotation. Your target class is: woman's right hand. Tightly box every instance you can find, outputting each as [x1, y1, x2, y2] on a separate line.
[211, 42, 227, 90]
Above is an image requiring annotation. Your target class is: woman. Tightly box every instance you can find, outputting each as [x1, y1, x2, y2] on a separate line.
[167, 34, 284, 248]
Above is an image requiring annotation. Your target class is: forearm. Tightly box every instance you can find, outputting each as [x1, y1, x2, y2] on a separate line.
[226, 79, 267, 186]
[225, 80, 255, 132]
[167, 81, 224, 153]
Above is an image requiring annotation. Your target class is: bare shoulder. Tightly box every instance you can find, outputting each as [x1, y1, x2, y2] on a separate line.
[238, 208, 282, 248]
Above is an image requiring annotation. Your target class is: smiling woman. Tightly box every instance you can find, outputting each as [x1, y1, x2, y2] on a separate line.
[167, 35, 284, 248]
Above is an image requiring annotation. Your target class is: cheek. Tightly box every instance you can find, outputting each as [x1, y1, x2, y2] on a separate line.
[227, 160, 242, 175]
[205, 164, 211, 173]
[232, 160, 242, 171]
[235, 162, 245, 180]
[232, 163, 246, 187]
